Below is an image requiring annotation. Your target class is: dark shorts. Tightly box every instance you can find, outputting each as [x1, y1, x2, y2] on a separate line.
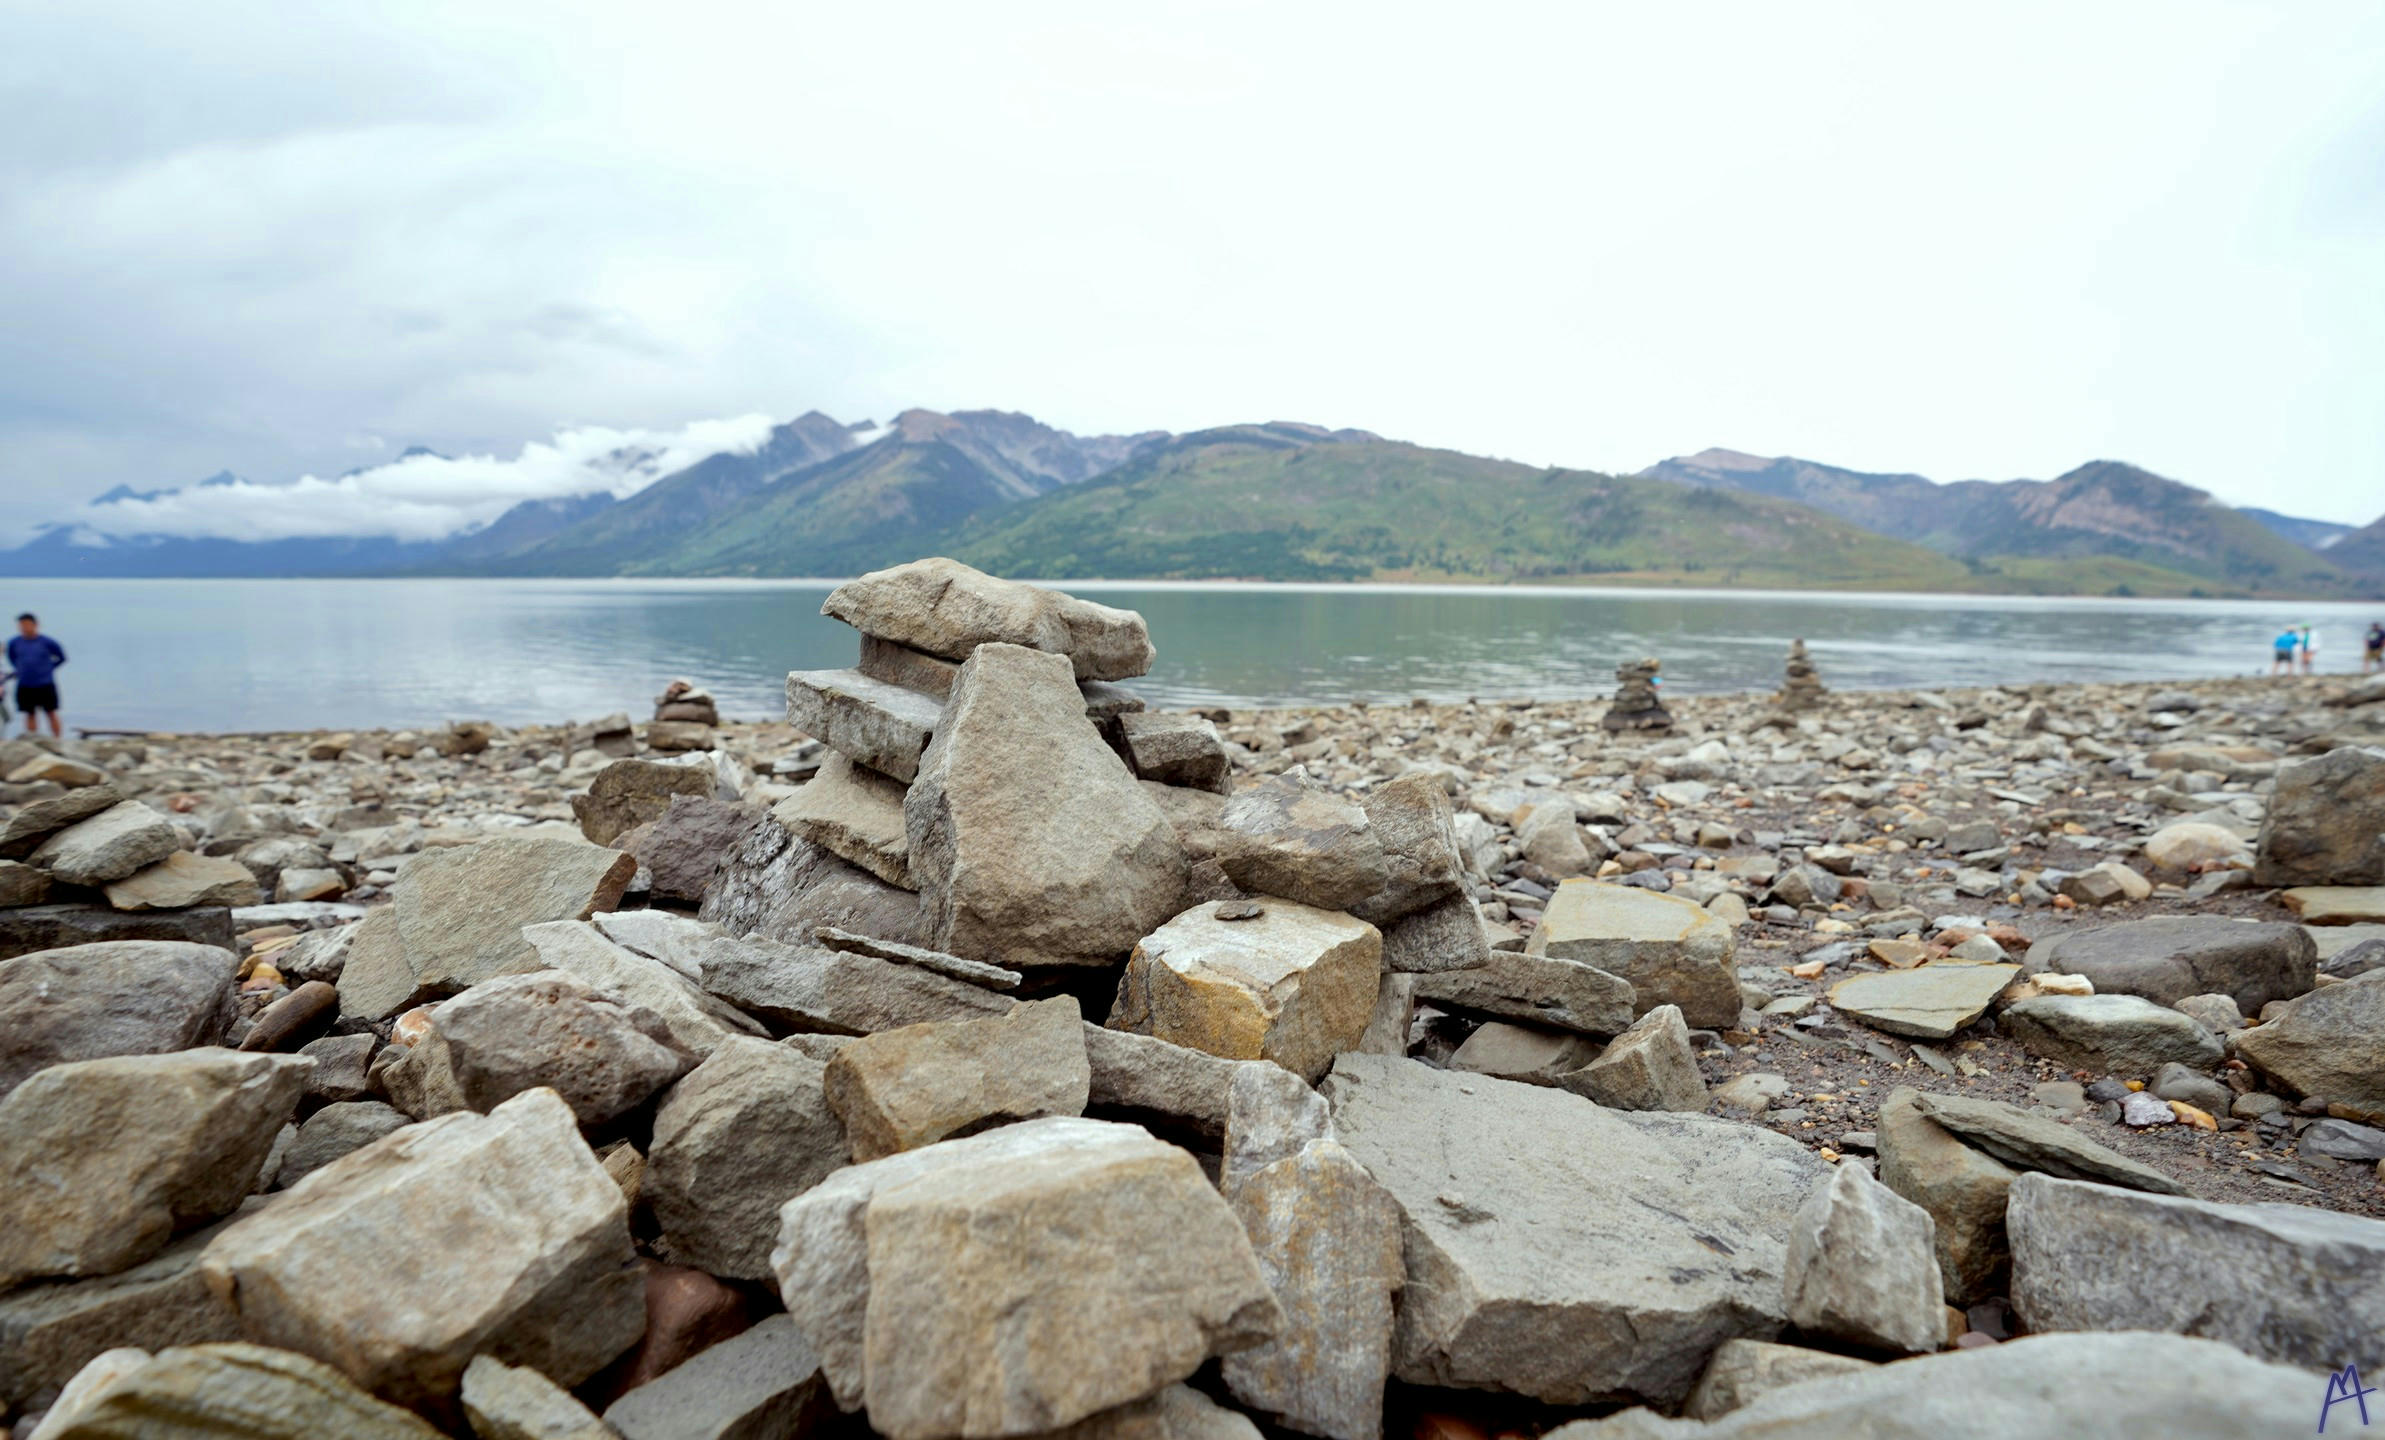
[15, 683, 57, 714]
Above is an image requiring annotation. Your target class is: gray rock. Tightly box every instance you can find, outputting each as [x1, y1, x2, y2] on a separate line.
[1028, 1385, 1260, 1440]
[296, 1032, 376, 1104]
[102, 852, 262, 912]
[821, 557, 1156, 681]
[1321, 1052, 1829, 1407]
[1213, 774, 1388, 912]
[1572, 1004, 1708, 1111]
[625, 795, 763, 905]
[1378, 892, 1493, 974]
[393, 838, 636, 994]
[1110, 900, 1381, 1082]
[645, 1036, 847, 1282]
[906, 643, 1187, 969]
[0, 1214, 244, 1413]
[2299, 1116, 2385, 1162]
[858, 633, 963, 697]
[1825, 964, 2018, 1041]
[1682, 1340, 1873, 1422]
[591, 909, 718, 979]
[783, 669, 944, 783]
[1080, 1023, 1256, 1140]
[276, 1101, 411, 1190]
[1541, 1331, 2314, 1439]
[0, 1049, 309, 1290]
[1222, 1139, 1403, 1440]
[36, 1342, 445, 1438]
[1908, 1091, 2185, 1195]
[2253, 745, 2385, 886]
[1999, 994, 2222, 1075]
[777, 753, 913, 888]
[2022, 916, 2315, 1012]
[2171, 991, 2246, 1034]
[199, 1088, 645, 1411]
[1526, 880, 1739, 1029]
[2232, 968, 2385, 1108]
[769, 1116, 1277, 1438]
[0, 902, 236, 963]
[1220, 1063, 1334, 1190]
[699, 823, 930, 951]
[825, 995, 1089, 1160]
[2148, 1060, 2232, 1116]
[28, 802, 183, 887]
[428, 970, 696, 1125]
[0, 783, 124, 859]
[1873, 1088, 2005, 1308]
[525, 920, 770, 1059]
[693, 930, 1010, 1036]
[601, 1314, 828, 1440]
[1448, 1020, 1601, 1085]
[0, 856, 50, 907]
[460, 1353, 614, 1440]
[1348, 774, 1465, 926]
[2009, 1171, 2385, 1368]
[1118, 712, 1232, 794]
[571, 758, 718, 847]
[1782, 1163, 1943, 1355]
[0, 940, 238, 1100]
[1413, 946, 1637, 1037]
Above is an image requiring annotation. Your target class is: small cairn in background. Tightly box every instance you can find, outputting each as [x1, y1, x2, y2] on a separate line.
[1601, 657, 1673, 733]
[1777, 638, 1828, 712]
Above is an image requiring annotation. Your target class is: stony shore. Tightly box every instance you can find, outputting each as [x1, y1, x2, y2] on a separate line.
[3, 559, 2383, 1438]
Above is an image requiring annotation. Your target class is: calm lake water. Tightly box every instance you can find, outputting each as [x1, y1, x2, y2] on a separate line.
[3, 579, 2378, 734]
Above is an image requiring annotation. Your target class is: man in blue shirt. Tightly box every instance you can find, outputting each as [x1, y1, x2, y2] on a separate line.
[5, 613, 67, 737]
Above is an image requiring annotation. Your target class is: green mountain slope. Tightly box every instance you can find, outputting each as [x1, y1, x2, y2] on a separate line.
[929, 427, 1984, 589]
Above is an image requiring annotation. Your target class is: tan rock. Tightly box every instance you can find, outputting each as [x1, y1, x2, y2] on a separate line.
[778, 752, 913, 889]
[824, 996, 1091, 1161]
[1110, 900, 1381, 1082]
[102, 852, 263, 912]
[1827, 963, 2019, 1041]
[822, 557, 1157, 681]
[1525, 880, 1738, 1028]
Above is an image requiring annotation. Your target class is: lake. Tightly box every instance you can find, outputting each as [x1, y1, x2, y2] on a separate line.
[2, 579, 2376, 734]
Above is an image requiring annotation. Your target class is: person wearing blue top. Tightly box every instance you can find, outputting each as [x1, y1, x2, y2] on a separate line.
[4, 613, 66, 737]
[2271, 627, 2300, 676]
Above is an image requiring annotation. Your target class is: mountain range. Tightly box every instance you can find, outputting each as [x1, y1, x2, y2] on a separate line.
[6, 411, 2380, 598]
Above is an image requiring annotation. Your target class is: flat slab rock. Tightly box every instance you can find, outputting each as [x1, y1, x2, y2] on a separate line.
[2021, 914, 2314, 1011]
[822, 557, 1157, 682]
[1826, 962, 2018, 1041]
[1321, 1052, 1828, 1408]
[1908, 1091, 2185, 1195]
[1525, 880, 1739, 1029]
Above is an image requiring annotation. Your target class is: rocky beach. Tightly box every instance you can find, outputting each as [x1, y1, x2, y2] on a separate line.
[3, 557, 2383, 1438]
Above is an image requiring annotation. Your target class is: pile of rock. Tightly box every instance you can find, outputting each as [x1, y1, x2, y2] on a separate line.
[0, 763, 259, 957]
[1602, 657, 1673, 733]
[1776, 639, 1827, 711]
[649, 681, 720, 753]
[5, 563, 2385, 1439]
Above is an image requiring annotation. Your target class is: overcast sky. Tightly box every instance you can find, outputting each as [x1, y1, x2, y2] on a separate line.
[3, 1, 2381, 543]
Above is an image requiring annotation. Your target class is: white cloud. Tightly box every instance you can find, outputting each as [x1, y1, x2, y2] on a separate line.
[67, 414, 775, 542]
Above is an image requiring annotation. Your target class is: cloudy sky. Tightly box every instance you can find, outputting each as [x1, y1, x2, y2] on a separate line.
[3, 1, 2382, 543]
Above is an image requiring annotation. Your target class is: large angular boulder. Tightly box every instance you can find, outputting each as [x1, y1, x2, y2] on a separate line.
[2008, 1171, 2385, 1369]
[1213, 774, 1388, 912]
[1999, 993, 2221, 1075]
[2231, 968, 2385, 1107]
[101, 852, 262, 912]
[2022, 916, 2314, 1012]
[199, 1088, 645, 1411]
[392, 838, 636, 994]
[524, 920, 768, 1059]
[572, 759, 719, 847]
[1221, 1138, 1403, 1440]
[1111, 901, 1380, 1082]
[784, 670, 944, 784]
[770, 1117, 1278, 1440]
[425, 970, 696, 1126]
[2252, 745, 2385, 886]
[29, 802, 183, 887]
[1872, 1088, 2015, 1305]
[822, 557, 1157, 681]
[1525, 880, 1738, 1029]
[779, 752, 914, 888]
[1321, 1052, 1829, 1408]
[0, 1050, 309, 1291]
[1412, 947, 1637, 1036]
[0, 940, 238, 1100]
[906, 644, 1188, 969]
[825, 996, 1090, 1160]
[1348, 774, 1465, 925]
[34, 1342, 445, 1439]
[645, 1036, 849, 1281]
[1781, 1164, 1943, 1356]
[1538, 1332, 2314, 1439]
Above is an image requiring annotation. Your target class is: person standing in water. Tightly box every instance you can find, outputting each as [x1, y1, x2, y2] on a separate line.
[2299, 625, 2319, 675]
[2271, 626, 2301, 676]
[3, 613, 66, 737]
[2365, 620, 2384, 674]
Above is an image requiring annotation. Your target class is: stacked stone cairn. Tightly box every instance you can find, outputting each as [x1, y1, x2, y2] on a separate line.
[1601, 656, 1674, 733]
[0, 555, 2367, 1439]
[1777, 639, 1827, 712]
[647, 680, 721, 754]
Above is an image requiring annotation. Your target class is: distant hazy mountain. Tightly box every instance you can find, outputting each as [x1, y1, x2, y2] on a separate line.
[0, 527, 441, 578]
[2241, 507, 2355, 551]
[2325, 513, 2385, 577]
[1640, 448, 2361, 595]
